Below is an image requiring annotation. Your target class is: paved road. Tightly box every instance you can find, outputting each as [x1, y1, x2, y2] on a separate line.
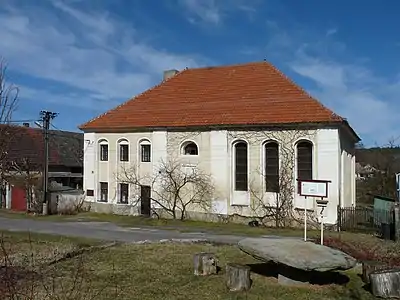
[0, 217, 249, 244]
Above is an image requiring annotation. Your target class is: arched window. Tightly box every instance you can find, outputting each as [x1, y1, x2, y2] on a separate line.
[183, 142, 198, 155]
[234, 142, 248, 191]
[265, 142, 279, 193]
[118, 139, 129, 162]
[139, 139, 151, 162]
[297, 141, 313, 191]
[98, 139, 108, 161]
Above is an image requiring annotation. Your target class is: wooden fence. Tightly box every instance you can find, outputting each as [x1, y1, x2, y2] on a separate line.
[337, 206, 395, 236]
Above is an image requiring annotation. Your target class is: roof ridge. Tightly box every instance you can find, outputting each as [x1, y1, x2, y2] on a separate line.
[78, 69, 189, 130]
[185, 60, 266, 72]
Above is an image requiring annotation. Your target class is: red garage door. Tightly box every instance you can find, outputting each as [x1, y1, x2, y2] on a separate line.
[11, 186, 26, 211]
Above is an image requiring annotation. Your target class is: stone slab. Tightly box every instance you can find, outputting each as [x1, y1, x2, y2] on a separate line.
[238, 237, 356, 272]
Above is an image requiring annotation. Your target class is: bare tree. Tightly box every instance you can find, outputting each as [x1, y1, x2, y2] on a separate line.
[228, 128, 318, 228]
[0, 59, 19, 208]
[118, 158, 214, 220]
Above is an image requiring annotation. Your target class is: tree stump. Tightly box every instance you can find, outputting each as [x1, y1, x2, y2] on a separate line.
[226, 263, 251, 292]
[193, 253, 217, 276]
[362, 260, 388, 284]
[370, 268, 400, 298]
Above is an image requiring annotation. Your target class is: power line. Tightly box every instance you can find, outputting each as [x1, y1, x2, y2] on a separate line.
[1, 119, 40, 123]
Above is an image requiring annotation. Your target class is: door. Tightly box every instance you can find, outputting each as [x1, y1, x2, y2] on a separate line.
[11, 186, 27, 211]
[140, 185, 151, 217]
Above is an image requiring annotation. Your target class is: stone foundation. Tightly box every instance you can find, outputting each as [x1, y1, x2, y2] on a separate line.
[84, 201, 335, 228]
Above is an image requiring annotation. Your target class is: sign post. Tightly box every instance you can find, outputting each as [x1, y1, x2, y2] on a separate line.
[298, 179, 331, 243]
[304, 196, 307, 242]
[316, 199, 328, 245]
[396, 173, 400, 201]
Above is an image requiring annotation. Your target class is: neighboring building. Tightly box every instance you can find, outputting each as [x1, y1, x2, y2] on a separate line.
[355, 162, 376, 180]
[79, 61, 360, 225]
[0, 124, 83, 211]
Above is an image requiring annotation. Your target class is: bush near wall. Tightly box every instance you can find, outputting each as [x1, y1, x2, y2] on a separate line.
[320, 236, 400, 266]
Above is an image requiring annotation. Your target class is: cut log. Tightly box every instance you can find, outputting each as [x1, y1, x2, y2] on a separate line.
[362, 260, 388, 284]
[193, 252, 217, 276]
[370, 268, 400, 298]
[226, 263, 251, 292]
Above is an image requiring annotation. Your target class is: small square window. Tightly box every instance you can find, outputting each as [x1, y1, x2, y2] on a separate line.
[86, 189, 94, 196]
[141, 144, 151, 162]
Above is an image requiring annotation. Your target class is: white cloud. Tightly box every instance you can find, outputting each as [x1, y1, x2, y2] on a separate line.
[264, 23, 400, 145]
[0, 0, 209, 111]
[326, 28, 337, 36]
[179, 0, 221, 24]
[178, 0, 260, 25]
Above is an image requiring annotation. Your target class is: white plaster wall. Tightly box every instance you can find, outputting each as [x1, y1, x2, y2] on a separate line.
[84, 127, 353, 225]
[210, 131, 229, 214]
[340, 132, 356, 207]
[313, 129, 340, 224]
[83, 133, 96, 202]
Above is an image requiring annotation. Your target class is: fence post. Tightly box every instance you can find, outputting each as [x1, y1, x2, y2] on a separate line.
[393, 204, 400, 242]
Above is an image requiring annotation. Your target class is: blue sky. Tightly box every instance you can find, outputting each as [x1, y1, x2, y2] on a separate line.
[1, 0, 399, 146]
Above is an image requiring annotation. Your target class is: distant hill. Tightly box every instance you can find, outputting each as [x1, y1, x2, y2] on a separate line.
[356, 147, 400, 172]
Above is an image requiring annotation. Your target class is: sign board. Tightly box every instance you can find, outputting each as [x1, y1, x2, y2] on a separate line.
[299, 179, 330, 198]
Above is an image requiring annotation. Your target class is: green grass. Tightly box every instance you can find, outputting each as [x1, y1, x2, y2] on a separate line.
[45, 243, 372, 300]
[0, 231, 375, 300]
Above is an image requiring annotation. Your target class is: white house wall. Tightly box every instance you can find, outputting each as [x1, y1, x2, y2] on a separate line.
[340, 130, 356, 207]
[83, 127, 353, 225]
[83, 133, 96, 202]
[314, 129, 340, 224]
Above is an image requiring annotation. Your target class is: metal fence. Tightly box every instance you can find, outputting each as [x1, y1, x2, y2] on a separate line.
[337, 205, 394, 235]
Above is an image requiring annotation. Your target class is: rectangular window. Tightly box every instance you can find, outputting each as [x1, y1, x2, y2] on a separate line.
[297, 142, 313, 192]
[99, 182, 108, 202]
[100, 144, 108, 161]
[141, 144, 151, 162]
[86, 189, 94, 196]
[120, 144, 129, 162]
[119, 183, 129, 204]
[235, 143, 248, 191]
[265, 143, 279, 193]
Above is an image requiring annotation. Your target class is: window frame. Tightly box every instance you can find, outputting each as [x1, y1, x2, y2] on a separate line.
[118, 183, 129, 204]
[296, 141, 313, 192]
[99, 144, 108, 161]
[139, 140, 151, 163]
[99, 182, 108, 202]
[234, 141, 248, 191]
[119, 144, 129, 162]
[264, 142, 279, 193]
[182, 141, 199, 156]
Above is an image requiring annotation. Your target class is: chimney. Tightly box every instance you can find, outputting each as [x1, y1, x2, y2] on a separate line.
[163, 69, 179, 81]
[23, 122, 30, 127]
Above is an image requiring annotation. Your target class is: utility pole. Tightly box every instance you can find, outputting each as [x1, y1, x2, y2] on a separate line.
[40, 110, 58, 215]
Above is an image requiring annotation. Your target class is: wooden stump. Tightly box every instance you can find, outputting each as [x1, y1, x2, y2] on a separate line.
[226, 263, 251, 292]
[370, 268, 400, 298]
[362, 260, 388, 284]
[193, 252, 217, 276]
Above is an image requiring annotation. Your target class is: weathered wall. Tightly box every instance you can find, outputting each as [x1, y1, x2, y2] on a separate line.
[83, 126, 353, 225]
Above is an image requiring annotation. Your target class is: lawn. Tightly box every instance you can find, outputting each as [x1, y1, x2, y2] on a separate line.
[0, 231, 376, 300]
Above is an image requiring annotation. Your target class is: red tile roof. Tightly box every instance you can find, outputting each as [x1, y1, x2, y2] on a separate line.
[0, 125, 83, 169]
[79, 61, 358, 138]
